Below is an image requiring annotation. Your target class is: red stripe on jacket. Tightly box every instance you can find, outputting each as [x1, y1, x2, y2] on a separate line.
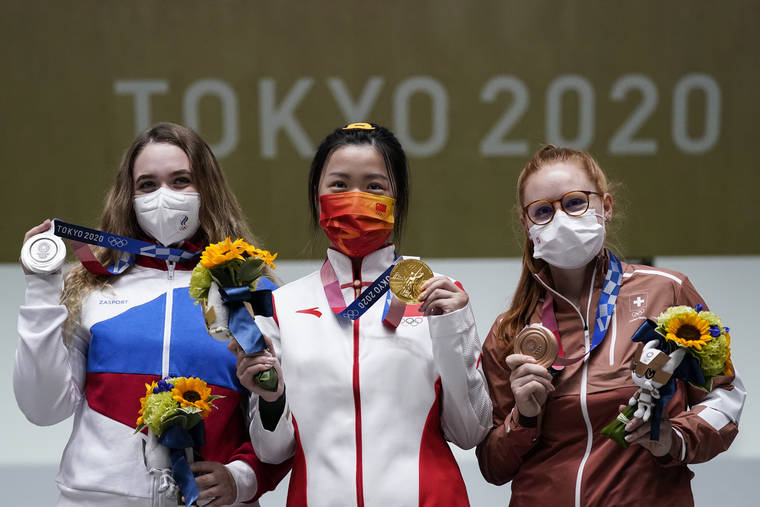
[419, 377, 469, 506]
[286, 418, 308, 506]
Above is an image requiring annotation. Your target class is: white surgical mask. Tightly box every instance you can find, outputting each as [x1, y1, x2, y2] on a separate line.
[133, 187, 200, 246]
[529, 208, 605, 270]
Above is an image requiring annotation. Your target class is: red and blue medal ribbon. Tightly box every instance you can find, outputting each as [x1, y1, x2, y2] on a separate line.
[320, 256, 406, 328]
[52, 219, 199, 275]
[542, 251, 623, 369]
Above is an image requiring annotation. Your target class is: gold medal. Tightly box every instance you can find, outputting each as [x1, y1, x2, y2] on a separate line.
[514, 324, 559, 368]
[389, 259, 433, 304]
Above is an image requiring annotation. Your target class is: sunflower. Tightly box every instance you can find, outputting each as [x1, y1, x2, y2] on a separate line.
[136, 381, 158, 427]
[663, 312, 713, 351]
[171, 377, 213, 417]
[200, 238, 248, 268]
[244, 245, 278, 269]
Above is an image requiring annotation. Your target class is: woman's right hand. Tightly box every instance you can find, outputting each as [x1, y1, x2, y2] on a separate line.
[505, 354, 555, 418]
[21, 219, 57, 275]
[228, 335, 284, 403]
[23, 219, 53, 243]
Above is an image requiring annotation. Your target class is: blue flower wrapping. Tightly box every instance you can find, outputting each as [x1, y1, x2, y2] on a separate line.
[158, 423, 206, 506]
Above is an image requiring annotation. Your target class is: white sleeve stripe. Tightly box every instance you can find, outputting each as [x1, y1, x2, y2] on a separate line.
[672, 427, 687, 461]
[622, 269, 683, 284]
[696, 370, 747, 424]
[697, 406, 731, 431]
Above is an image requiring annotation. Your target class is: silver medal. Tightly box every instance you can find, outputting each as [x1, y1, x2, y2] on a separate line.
[20, 220, 66, 274]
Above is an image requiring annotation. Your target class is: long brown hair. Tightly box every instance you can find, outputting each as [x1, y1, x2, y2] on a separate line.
[61, 122, 262, 344]
[496, 145, 612, 349]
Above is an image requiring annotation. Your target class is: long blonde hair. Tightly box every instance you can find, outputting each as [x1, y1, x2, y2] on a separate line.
[61, 122, 263, 344]
[496, 145, 612, 351]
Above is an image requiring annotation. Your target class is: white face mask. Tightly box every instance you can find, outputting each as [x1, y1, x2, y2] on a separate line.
[133, 187, 201, 246]
[529, 208, 605, 270]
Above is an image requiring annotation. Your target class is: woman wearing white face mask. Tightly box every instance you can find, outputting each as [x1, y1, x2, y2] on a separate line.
[476, 145, 746, 506]
[14, 123, 288, 506]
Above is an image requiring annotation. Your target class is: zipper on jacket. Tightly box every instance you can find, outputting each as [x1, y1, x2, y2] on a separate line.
[167, 260, 176, 280]
[574, 274, 595, 507]
[532, 264, 598, 507]
[161, 275, 175, 379]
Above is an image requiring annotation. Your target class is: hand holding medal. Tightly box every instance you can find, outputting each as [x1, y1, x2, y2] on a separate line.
[513, 324, 559, 368]
[20, 219, 67, 275]
[390, 259, 433, 304]
[392, 259, 469, 316]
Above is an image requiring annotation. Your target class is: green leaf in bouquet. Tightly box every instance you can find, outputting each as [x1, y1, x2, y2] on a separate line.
[188, 264, 212, 302]
[239, 258, 266, 286]
[601, 404, 636, 449]
[159, 409, 203, 434]
[254, 367, 279, 392]
[209, 265, 235, 288]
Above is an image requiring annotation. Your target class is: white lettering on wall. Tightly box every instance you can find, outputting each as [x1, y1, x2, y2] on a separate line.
[183, 79, 239, 158]
[393, 76, 448, 157]
[114, 80, 169, 134]
[259, 78, 314, 159]
[327, 77, 384, 123]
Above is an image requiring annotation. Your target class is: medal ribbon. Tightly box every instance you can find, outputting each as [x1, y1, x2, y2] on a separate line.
[52, 219, 199, 275]
[320, 255, 406, 328]
[542, 251, 623, 368]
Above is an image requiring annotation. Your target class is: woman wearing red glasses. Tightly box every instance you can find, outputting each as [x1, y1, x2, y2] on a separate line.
[229, 122, 492, 506]
[476, 145, 746, 506]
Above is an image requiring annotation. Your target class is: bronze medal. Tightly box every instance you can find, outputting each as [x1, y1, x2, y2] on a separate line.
[514, 324, 559, 368]
[389, 259, 433, 304]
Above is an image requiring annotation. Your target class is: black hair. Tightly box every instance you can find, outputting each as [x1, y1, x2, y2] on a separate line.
[307, 122, 410, 240]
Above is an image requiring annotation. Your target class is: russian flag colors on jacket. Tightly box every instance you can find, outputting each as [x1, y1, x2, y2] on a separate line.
[14, 257, 287, 506]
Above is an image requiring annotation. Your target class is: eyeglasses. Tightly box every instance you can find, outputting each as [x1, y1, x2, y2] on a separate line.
[523, 190, 602, 225]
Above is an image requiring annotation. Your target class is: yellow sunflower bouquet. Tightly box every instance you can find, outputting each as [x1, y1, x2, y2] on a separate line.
[136, 377, 223, 436]
[602, 304, 733, 448]
[136, 377, 223, 505]
[655, 304, 733, 384]
[189, 237, 277, 304]
[190, 238, 280, 391]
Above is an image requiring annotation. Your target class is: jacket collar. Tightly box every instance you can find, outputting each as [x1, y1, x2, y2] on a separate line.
[533, 248, 611, 297]
[326, 244, 396, 286]
[133, 235, 204, 272]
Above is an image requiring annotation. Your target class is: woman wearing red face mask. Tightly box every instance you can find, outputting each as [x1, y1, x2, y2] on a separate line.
[228, 123, 493, 506]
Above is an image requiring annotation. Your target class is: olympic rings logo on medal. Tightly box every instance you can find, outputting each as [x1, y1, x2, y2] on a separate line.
[346, 309, 359, 319]
[401, 316, 424, 327]
[109, 237, 128, 248]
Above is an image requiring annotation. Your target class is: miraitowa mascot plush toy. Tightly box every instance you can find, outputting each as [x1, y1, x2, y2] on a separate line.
[629, 340, 687, 422]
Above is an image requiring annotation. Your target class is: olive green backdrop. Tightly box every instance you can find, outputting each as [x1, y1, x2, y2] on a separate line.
[2, 0, 758, 260]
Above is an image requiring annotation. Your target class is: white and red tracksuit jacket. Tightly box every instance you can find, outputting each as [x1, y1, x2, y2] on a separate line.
[14, 255, 288, 506]
[477, 250, 747, 507]
[250, 245, 493, 506]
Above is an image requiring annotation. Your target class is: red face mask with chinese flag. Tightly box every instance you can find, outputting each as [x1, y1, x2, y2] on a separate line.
[319, 191, 395, 258]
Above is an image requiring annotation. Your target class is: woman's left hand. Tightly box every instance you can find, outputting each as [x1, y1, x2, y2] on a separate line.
[418, 276, 468, 316]
[623, 405, 673, 457]
[191, 460, 237, 507]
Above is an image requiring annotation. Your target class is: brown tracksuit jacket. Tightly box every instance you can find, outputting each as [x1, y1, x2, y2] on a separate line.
[477, 250, 746, 507]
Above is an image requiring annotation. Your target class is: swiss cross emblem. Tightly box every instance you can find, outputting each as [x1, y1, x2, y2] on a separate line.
[629, 292, 648, 317]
